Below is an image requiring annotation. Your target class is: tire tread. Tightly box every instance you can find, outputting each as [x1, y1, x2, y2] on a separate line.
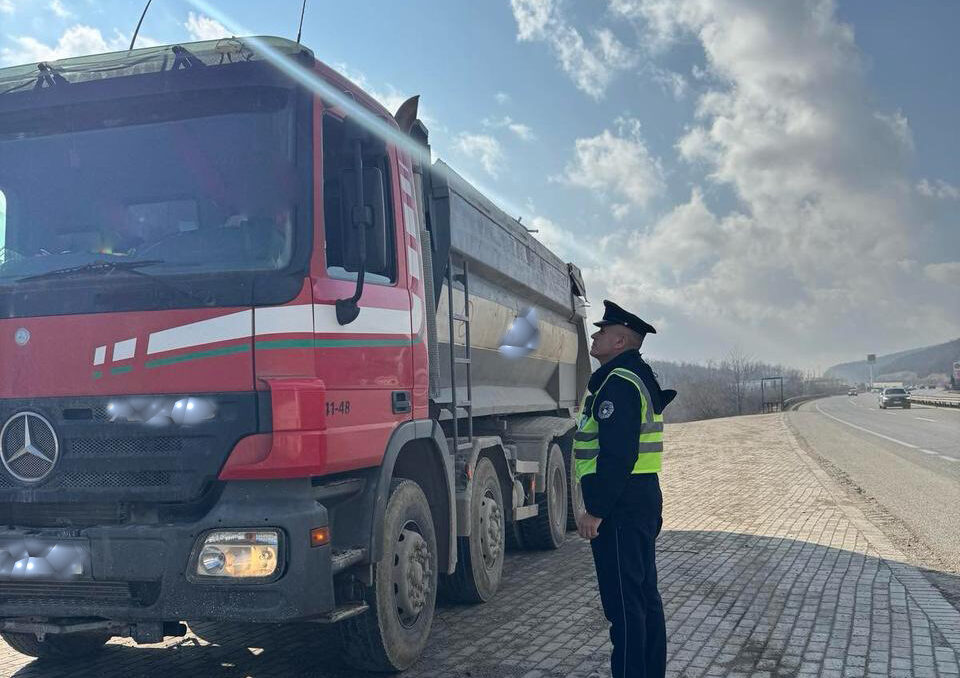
[440, 458, 504, 604]
[339, 478, 436, 672]
[519, 445, 567, 550]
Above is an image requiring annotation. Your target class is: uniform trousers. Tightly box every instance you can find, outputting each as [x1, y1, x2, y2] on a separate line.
[589, 480, 665, 678]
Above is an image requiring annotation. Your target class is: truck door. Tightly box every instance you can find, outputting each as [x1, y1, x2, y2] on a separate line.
[311, 112, 414, 474]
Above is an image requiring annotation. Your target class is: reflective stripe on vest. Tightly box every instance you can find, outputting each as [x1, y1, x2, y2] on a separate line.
[573, 367, 663, 481]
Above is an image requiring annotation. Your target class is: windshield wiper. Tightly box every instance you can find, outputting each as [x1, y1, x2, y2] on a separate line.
[17, 259, 165, 282]
[18, 259, 213, 306]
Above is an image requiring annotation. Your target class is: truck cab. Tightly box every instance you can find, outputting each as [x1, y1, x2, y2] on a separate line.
[0, 36, 588, 671]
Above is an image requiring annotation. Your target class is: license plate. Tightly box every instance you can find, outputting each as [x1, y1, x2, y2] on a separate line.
[0, 538, 91, 579]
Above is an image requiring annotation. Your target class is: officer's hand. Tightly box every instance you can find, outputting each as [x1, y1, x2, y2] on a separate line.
[577, 513, 602, 540]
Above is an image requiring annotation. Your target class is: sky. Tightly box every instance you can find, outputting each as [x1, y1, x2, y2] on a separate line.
[0, 0, 958, 372]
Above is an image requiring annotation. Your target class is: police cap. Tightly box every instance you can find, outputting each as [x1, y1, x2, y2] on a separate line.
[593, 300, 657, 335]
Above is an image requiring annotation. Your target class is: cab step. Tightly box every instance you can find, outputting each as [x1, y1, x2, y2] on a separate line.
[314, 602, 370, 624]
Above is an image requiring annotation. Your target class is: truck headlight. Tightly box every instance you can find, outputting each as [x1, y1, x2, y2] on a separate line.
[107, 396, 217, 426]
[171, 397, 217, 425]
[193, 530, 281, 580]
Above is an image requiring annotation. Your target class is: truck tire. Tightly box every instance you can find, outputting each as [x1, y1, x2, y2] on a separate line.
[520, 444, 568, 550]
[1, 632, 111, 659]
[570, 444, 586, 531]
[338, 479, 437, 672]
[563, 445, 577, 531]
[440, 457, 505, 603]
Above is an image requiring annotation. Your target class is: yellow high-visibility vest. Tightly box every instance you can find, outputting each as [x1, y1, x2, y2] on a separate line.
[573, 367, 663, 481]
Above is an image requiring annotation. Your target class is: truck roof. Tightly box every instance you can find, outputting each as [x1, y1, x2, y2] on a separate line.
[0, 36, 313, 95]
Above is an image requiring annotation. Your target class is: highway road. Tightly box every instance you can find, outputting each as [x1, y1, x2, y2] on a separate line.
[789, 393, 960, 592]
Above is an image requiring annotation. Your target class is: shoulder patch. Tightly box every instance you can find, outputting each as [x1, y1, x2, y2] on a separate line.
[597, 401, 615, 419]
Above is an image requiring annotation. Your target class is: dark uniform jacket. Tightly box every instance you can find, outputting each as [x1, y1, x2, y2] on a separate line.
[580, 349, 676, 521]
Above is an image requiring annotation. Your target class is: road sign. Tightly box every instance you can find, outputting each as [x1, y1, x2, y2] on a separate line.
[867, 354, 876, 363]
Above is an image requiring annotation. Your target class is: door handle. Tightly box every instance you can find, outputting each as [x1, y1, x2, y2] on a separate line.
[392, 390, 412, 414]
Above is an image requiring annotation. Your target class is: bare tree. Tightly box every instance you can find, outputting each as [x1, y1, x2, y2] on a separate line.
[648, 353, 811, 423]
[721, 346, 757, 416]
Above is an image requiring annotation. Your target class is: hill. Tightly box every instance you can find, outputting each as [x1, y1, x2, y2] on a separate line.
[825, 338, 960, 384]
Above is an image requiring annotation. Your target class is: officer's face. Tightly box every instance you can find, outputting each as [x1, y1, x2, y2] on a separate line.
[590, 326, 623, 362]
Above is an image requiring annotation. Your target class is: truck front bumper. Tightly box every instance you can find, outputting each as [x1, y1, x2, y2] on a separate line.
[0, 480, 336, 624]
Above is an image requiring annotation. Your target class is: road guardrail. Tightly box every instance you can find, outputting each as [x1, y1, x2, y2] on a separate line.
[909, 391, 960, 409]
[783, 393, 839, 411]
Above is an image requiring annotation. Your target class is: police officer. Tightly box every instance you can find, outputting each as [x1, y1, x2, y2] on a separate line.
[575, 300, 676, 678]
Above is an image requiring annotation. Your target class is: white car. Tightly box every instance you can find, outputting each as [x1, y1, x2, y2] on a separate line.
[878, 387, 910, 409]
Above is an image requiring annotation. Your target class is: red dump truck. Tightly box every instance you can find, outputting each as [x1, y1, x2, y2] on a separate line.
[0, 37, 591, 671]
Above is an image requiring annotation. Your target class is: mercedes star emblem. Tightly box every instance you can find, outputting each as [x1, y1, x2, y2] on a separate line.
[0, 412, 59, 483]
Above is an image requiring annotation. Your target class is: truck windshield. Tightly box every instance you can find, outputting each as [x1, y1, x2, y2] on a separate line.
[0, 86, 299, 284]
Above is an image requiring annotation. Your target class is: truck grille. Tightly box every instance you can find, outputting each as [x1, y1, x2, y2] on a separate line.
[58, 472, 171, 488]
[70, 437, 184, 457]
[0, 502, 122, 527]
[0, 393, 260, 504]
[0, 581, 159, 607]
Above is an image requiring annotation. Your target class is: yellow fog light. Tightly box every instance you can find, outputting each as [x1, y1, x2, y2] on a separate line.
[194, 530, 281, 579]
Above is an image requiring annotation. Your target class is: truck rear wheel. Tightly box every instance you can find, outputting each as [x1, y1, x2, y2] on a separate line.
[570, 448, 585, 527]
[520, 444, 568, 550]
[563, 445, 578, 531]
[339, 479, 437, 672]
[1, 632, 111, 660]
[440, 457, 505, 603]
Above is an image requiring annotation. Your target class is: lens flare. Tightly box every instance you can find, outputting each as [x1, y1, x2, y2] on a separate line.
[184, 0, 526, 219]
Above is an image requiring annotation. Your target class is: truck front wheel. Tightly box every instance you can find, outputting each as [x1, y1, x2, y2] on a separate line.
[1, 632, 111, 660]
[339, 479, 437, 672]
[440, 457, 505, 603]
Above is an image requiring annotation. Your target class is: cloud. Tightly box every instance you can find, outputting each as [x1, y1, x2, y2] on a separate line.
[0, 0, 15, 14]
[49, 0, 71, 19]
[508, 122, 535, 140]
[589, 0, 959, 363]
[649, 66, 687, 99]
[455, 133, 505, 178]
[528, 215, 580, 260]
[483, 116, 536, 141]
[924, 262, 960, 286]
[560, 116, 665, 217]
[0, 25, 127, 65]
[874, 110, 913, 152]
[510, 0, 636, 99]
[185, 12, 231, 41]
[495, 91, 511, 105]
[917, 178, 960, 200]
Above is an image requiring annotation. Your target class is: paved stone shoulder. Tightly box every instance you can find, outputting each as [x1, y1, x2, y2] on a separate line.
[2, 413, 959, 677]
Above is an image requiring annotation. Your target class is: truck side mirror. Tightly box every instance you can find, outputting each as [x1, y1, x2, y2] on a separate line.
[338, 166, 388, 275]
[334, 117, 391, 326]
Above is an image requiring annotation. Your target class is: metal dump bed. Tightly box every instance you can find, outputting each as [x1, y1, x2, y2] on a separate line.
[424, 161, 590, 418]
